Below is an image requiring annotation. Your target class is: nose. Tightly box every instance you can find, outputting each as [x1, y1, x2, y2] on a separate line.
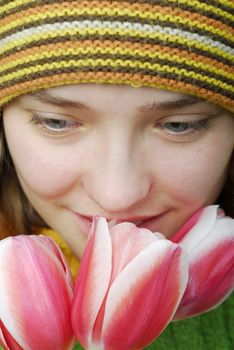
[82, 139, 151, 213]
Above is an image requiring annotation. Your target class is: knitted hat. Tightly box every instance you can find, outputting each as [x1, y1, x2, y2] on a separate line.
[0, 0, 233, 111]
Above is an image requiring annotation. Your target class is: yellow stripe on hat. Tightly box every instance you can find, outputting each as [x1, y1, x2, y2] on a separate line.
[0, 42, 232, 82]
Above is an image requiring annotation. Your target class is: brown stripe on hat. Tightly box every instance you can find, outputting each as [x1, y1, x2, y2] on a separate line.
[1, 71, 233, 111]
[0, 0, 233, 112]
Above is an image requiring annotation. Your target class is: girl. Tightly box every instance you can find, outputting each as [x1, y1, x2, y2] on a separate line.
[0, 0, 233, 349]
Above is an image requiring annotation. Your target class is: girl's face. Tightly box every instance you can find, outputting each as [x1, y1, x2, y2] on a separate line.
[3, 84, 234, 258]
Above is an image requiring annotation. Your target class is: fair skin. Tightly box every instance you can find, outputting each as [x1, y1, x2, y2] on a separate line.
[3, 84, 234, 259]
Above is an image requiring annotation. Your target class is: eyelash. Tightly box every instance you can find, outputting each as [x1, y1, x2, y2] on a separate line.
[29, 114, 82, 136]
[157, 118, 209, 137]
[29, 113, 210, 141]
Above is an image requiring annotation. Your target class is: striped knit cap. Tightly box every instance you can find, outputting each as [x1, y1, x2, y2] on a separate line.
[0, 0, 234, 111]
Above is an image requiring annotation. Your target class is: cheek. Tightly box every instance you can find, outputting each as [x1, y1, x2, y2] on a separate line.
[154, 139, 232, 204]
[7, 135, 86, 198]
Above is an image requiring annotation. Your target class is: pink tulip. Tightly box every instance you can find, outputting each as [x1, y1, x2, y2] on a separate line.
[172, 205, 234, 320]
[72, 217, 188, 350]
[0, 235, 75, 350]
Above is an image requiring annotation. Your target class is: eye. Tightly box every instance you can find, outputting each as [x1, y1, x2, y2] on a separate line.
[158, 118, 209, 135]
[42, 118, 71, 130]
[29, 113, 83, 136]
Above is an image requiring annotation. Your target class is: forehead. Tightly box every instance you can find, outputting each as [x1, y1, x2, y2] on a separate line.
[20, 83, 213, 113]
[27, 83, 201, 101]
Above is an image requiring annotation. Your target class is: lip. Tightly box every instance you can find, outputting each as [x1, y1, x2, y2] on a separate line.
[73, 213, 93, 236]
[137, 214, 166, 232]
[72, 212, 167, 236]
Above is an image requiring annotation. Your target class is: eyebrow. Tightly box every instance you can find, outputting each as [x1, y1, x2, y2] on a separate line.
[28, 90, 206, 113]
[139, 95, 206, 113]
[28, 91, 90, 110]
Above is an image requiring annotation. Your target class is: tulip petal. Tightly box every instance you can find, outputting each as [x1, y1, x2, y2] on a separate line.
[38, 235, 74, 291]
[0, 320, 23, 350]
[180, 208, 233, 261]
[110, 223, 163, 283]
[173, 206, 234, 319]
[71, 217, 112, 349]
[172, 206, 218, 244]
[0, 235, 74, 350]
[175, 241, 233, 319]
[0, 326, 8, 350]
[101, 239, 188, 350]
